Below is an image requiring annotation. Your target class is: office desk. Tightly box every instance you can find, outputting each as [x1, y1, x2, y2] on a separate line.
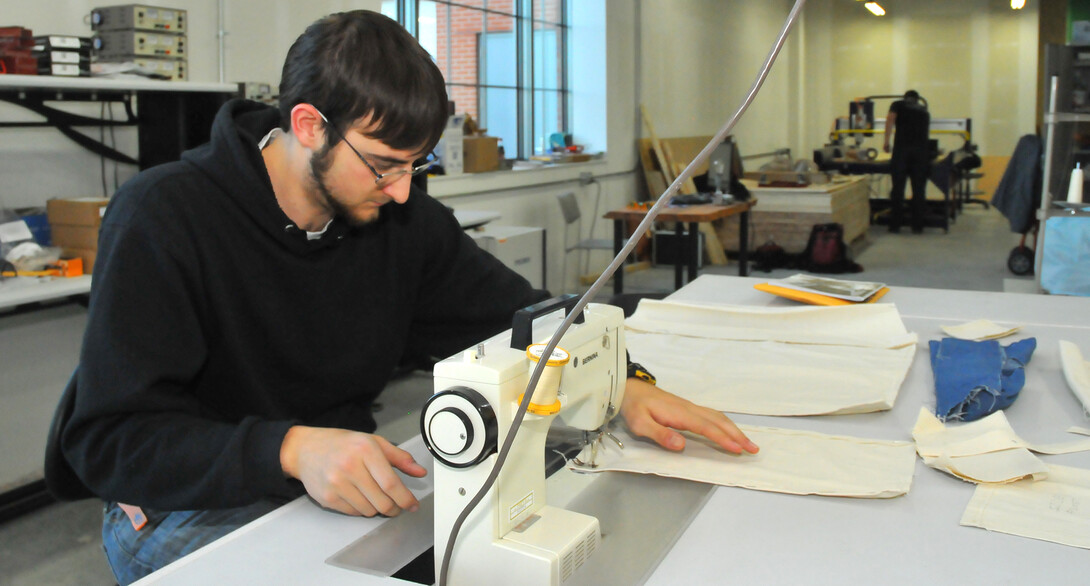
[136, 276, 1090, 584]
[604, 200, 755, 294]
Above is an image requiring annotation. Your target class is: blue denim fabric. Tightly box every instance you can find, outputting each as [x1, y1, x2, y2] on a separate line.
[929, 337, 1037, 421]
[102, 499, 284, 585]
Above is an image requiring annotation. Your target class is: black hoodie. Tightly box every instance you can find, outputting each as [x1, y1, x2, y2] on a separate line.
[63, 99, 547, 510]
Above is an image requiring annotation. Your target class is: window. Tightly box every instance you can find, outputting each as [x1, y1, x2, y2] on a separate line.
[384, 1, 604, 160]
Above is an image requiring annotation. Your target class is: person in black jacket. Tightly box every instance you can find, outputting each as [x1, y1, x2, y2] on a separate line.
[883, 90, 932, 233]
[61, 11, 757, 584]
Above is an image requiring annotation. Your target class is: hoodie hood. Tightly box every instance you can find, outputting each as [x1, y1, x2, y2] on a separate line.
[181, 99, 352, 253]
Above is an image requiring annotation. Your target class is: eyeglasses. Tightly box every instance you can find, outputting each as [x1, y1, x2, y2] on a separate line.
[315, 108, 439, 187]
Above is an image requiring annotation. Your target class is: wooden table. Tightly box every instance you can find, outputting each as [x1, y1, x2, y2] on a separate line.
[604, 200, 755, 294]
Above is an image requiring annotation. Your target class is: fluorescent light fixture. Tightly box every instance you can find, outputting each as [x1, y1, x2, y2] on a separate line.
[865, 2, 886, 16]
[1011, 0, 1025, 8]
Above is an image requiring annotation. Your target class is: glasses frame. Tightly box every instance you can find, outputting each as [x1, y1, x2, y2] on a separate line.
[314, 108, 439, 187]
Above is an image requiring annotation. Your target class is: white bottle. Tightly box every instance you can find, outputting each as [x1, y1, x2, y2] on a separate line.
[1068, 163, 1083, 203]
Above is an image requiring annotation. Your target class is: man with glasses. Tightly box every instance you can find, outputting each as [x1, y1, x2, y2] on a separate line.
[62, 10, 756, 583]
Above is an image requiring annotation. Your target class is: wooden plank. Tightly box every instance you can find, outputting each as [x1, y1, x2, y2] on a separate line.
[640, 105, 676, 199]
[637, 138, 669, 199]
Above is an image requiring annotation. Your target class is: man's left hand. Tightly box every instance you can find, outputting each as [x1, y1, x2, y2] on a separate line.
[620, 378, 759, 454]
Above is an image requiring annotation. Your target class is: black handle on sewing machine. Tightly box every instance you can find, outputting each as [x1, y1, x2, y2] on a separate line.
[510, 294, 585, 351]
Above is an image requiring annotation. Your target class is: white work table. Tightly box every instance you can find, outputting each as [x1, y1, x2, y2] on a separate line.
[136, 275, 1090, 584]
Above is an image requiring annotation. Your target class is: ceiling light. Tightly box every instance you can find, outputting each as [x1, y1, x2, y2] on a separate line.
[1011, 0, 1025, 9]
[865, 2, 886, 16]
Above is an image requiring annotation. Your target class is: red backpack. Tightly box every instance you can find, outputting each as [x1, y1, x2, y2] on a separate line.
[799, 223, 862, 273]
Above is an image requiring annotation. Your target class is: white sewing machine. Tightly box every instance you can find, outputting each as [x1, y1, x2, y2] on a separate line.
[421, 296, 626, 585]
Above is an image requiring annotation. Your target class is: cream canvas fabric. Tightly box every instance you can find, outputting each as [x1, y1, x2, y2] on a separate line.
[940, 319, 1020, 341]
[624, 300, 918, 349]
[912, 407, 1090, 483]
[626, 332, 915, 416]
[1059, 340, 1090, 415]
[623, 300, 917, 416]
[571, 425, 916, 499]
[961, 464, 1090, 549]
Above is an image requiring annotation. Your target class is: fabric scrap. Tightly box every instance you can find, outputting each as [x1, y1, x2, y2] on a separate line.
[1059, 340, 1090, 416]
[626, 331, 914, 416]
[929, 337, 1037, 421]
[624, 299, 917, 349]
[911, 408, 1090, 484]
[941, 319, 1020, 341]
[961, 464, 1090, 550]
[571, 425, 916, 499]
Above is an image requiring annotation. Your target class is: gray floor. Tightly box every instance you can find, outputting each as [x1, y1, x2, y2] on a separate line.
[612, 203, 1033, 296]
[0, 204, 1032, 585]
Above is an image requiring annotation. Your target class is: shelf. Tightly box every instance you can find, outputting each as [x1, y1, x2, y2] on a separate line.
[0, 74, 237, 95]
[1044, 112, 1090, 123]
[0, 275, 91, 311]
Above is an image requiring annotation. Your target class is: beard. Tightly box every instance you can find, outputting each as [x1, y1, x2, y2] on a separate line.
[308, 142, 381, 227]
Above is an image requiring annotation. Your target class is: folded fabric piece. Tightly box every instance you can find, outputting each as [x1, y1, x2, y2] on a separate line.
[571, 425, 917, 499]
[624, 299, 917, 349]
[1059, 340, 1090, 415]
[961, 464, 1090, 550]
[929, 337, 1037, 421]
[911, 408, 1090, 484]
[941, 319, 1020, 341]
[626, 331, 914, 416]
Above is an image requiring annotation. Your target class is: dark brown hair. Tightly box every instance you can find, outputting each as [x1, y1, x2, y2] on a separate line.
[278, 10, 448, 153]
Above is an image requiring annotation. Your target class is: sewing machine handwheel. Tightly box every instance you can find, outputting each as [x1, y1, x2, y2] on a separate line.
[421, 387, 497, 468]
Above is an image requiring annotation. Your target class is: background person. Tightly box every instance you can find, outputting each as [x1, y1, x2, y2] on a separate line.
[883, 89, 932, 233]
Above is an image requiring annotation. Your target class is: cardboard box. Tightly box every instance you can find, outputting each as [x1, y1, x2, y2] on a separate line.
[62, 247, 97, 273]
[463, 136, 500, 173]
[47, 197, 109, 227]
[51, 224, 100, 250]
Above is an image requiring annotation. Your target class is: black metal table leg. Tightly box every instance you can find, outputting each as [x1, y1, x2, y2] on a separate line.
[674, 222, 684, 289]
[739, 210, 750, 276]
[613, 219, 625, 295]
[687, 221, 699, 284]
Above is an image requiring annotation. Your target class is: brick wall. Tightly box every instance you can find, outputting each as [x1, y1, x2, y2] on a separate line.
[433, 0, 563, 131]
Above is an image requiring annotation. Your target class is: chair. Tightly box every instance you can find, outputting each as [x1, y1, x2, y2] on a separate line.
[556, 191, 614, 289]
[44, 371, 95, 501]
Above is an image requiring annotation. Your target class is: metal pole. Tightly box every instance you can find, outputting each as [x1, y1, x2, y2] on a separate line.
[1035, 75, 1059, 289]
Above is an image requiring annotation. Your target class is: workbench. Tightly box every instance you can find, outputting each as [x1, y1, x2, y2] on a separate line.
[604, 200, 755, 293]
[133, 276, 1090, 584]
[720, 175, 870, 252]
[0, 75, 237, 169]
[0, 277, 90, 520]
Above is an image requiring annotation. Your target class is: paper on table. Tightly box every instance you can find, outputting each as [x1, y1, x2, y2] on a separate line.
[961, 464, 1090, 550]
[624, 299, 917, 349]
[941, 319, 1020, 341]
[1059, 340, 1090, 415]
[571, 425, 917, 499]
[912, 408, 1090, 484]
[769, 273, 886, 302]
[626, 331, 914, 416]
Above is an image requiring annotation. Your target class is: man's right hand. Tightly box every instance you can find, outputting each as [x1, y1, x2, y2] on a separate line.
[280, 426, 427, 517]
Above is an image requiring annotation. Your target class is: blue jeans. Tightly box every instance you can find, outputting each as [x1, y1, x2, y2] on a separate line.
[102, 499, 284, 585]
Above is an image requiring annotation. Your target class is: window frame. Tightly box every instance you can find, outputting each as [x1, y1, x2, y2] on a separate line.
[386, 0, 571, 160]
